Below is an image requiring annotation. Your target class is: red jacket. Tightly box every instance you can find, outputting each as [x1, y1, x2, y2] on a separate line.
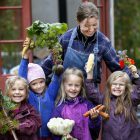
[0, 102, 41, 140]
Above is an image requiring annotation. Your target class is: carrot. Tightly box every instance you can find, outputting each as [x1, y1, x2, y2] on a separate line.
[83, 104, 110, 120]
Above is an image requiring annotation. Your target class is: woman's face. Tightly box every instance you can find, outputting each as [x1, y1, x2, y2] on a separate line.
[30, 78, 46, 94]
[111, 77, 126, 97]
[79, 17, 98, 37]
[8, 80, 27, 103]
[64, 74, 82, 99]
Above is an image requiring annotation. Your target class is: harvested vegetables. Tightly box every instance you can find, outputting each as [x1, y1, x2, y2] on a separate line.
[22, 20, 68, 63]
[86, 53, 94, 72]
[0, 90, 19, 140]
[83, 104, 110, 120]
[47, 117, 75, 136]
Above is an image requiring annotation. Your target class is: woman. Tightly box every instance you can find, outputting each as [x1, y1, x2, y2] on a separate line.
[41, 2, 130, 84]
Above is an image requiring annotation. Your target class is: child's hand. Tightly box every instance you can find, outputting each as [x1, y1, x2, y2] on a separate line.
[22, 37, 34, 59]
[129, 65, 139, 78]
[6, 118, 19, 130]
[66, 134, 74, 140]
[62, 134, 77, 140]
[89, 108, 99, 119]
[52, 64, 64, 76]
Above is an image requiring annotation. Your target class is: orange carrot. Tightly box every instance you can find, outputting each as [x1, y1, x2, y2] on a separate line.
[83, 104, 109, 120]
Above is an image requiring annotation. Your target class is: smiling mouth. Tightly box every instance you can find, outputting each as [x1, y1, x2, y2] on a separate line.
[13, 96, 23, 99]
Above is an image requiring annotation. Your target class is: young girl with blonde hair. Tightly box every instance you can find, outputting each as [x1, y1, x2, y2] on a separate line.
[52, 67, 101, 140]
[0, 76, 41, 140]
[85, 65, 140, 140]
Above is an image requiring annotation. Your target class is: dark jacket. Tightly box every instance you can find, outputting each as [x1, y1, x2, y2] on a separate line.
[41, 27, 132, 83]
[0, 102, 41, 140]
[51, 97, 101, 140]
[85, 78, 140, 140]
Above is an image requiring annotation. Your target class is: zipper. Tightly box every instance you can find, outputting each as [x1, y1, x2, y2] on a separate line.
[38, 96, 42, 136]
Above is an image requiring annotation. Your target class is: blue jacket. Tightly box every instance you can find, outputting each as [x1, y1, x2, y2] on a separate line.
[41, 27, 132, 83]
[18, 59, 60, 138]
[52, 97, 101, 140]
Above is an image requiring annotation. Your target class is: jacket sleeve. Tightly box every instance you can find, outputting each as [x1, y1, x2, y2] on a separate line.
[102, 41, 121, 72]
[86, 100, 101, 139]
[51, 104, 64, 118]
[47, 74, 61, 101]
[18, 58, 29, 79]
[102, 41, 133, 79]
[18, 105, 41, 135]
[85, 79, 103, 104]
[41, 54, 54, 78]
[50, 105, 64, 140]
[131, 78, 140, 106]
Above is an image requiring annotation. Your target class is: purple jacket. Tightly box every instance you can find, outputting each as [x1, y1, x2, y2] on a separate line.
[0, 102, 41, 140]
[52, 97, 101, 140]
[85, 78, 140, 140]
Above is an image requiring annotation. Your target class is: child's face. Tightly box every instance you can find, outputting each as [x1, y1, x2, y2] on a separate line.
[29, 78, 46, 94]
[64, 74, 82, 99]
[111, 77, 126, 97]
[79, 17, 98, 37]
[8, 80, 27, 103]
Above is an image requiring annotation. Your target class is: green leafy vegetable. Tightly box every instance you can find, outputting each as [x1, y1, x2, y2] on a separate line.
[26, 20, 68, 64]
[0, 90, 19, 135]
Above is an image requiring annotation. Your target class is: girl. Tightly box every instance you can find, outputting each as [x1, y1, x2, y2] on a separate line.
[0, 76, 41, 140]
[18, 38, 63, 140]
[85, 65, 140, 140]
[51, 67, 101, 140]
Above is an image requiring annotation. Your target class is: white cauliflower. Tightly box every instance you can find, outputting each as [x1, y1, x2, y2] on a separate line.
[47, 117, 75, 136]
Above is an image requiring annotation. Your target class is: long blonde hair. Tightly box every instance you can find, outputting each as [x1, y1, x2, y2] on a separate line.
[5, 76, 29, 100]
[104, 71, 137, 122]
[56, 67, 86, 105]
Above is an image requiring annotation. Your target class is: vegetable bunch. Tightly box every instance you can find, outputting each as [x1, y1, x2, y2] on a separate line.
[22, 20, 68, 64]
[0, 90, 19, 140]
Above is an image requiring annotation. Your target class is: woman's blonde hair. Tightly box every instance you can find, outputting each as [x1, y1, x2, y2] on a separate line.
[5, 76, 29, 100]
[104, 71, 137, 122]
[56, 67, 86, 105]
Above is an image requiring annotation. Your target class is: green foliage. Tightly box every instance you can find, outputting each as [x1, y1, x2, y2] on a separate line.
[27, 20, 68, 49]
[26, 20, 68, 64]
[0, 92, 17, 111]
[114, 0, 140, 68]
[0, 90, 19, 134]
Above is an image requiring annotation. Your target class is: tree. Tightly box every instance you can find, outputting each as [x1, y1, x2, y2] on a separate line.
[114, 0, 140, 68]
